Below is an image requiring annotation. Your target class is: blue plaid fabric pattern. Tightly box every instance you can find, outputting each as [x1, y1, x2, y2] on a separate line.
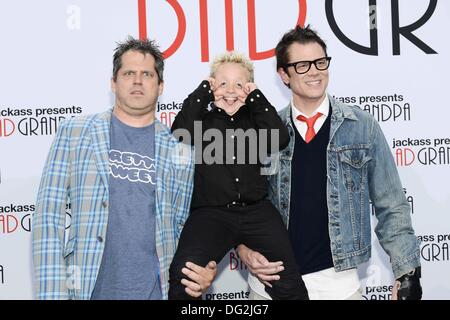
[32, 109, 194, 299]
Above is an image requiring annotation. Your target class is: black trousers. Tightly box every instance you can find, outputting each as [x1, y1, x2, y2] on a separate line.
[168, 199, 309, 300]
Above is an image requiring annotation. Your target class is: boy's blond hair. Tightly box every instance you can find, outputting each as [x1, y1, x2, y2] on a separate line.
[210, 51, 254, 82]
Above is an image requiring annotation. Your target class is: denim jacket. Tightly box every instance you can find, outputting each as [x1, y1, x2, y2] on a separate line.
[267, 95, 420, 279]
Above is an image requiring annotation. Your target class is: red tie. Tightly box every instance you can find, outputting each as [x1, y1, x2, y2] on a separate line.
[297, 112, 322, 143]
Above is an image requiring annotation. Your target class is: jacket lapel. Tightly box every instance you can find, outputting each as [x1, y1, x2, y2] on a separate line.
[90, 110, 112, 191]
[154, 120, 165, 221]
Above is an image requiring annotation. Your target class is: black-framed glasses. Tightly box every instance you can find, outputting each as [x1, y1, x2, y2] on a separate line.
[285, 57, 332, 74]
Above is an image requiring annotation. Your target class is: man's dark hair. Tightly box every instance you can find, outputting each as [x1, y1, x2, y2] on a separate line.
[112, 36, 164, 83]
[275, 25, 328, 72]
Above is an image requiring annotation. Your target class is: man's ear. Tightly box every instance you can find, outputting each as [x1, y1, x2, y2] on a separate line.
[277, 67, 290, 86]
[111, 77, 116, 93]
[158, 81, 164, 96]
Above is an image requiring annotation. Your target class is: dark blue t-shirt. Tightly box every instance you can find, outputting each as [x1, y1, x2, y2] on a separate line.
[91, 114, 160, 300]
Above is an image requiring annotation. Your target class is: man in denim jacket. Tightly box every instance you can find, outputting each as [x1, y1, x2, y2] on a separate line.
[237, 26, 422, 300]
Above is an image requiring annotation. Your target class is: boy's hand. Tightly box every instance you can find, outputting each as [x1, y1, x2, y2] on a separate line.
[207, 77, 224, 102]
[238, 83, 258, 103]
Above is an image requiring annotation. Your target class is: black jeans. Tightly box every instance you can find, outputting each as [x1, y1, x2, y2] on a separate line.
[168, 199, 309, 300]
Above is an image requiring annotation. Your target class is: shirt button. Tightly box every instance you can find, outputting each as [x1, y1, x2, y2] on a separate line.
[102, 201, 107, 208]
[203, 84, 207, 88]
[208, 90, 212, 93]
[97, 236, 104, 243]
[230, 117, 234, 122]
[218, 108, 221, 112]
[197, 98, 201, 102]
[235, 178, 239, 182]
[265, 108, 268, 111]
[232, 201, 236, 205]
[256, 94, 260, 98]
[250, 98, 254, 102]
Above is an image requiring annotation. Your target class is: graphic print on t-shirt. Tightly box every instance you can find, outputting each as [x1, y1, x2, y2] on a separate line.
[109, 149, 155, 185]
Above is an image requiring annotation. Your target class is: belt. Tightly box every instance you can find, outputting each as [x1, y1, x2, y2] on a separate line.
[226, 201, 247, 208]
[226, 200, 261, 208]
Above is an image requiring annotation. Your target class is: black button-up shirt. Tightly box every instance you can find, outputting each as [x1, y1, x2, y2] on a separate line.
[172, 81, 289, 208]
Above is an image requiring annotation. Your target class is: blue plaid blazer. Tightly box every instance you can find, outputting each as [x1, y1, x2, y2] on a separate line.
[32, 109, 194, 299]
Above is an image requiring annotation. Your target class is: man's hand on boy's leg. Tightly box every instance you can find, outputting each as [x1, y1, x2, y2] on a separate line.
[181, 261, 217, 297]
[236, 244, 284, 287]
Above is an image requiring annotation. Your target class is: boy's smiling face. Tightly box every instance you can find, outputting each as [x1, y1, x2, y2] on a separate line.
[212, 62, 250, 115]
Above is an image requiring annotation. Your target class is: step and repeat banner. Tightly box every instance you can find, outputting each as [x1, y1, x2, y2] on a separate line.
[0, 0, 449, 299]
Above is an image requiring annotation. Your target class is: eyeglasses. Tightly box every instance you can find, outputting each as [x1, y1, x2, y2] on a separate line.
[285, 57, 332, 74]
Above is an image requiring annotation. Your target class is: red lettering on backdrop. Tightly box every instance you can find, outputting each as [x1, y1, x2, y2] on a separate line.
[199, 0, 235, 61]
[0, 215, 18, 234]
[0, 119, 15, 137]
[396, 148, 415, 166]
[248, 0, 307, 60]
[225, 0, 234, 52]
[138, 0, 307, 61]
[138, 0, 186, 59]
[138, 0, 147, 39]
[159, 112, 178, 127]
[199, 0, 209, 62]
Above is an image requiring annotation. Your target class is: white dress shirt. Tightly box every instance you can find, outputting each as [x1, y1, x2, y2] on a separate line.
[291, 95, 330, 141]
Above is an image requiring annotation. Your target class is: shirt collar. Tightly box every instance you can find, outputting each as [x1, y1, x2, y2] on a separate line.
[291, 94, 329, 121]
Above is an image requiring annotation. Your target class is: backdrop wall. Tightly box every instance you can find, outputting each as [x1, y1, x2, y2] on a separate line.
[0, 0, 449, 299]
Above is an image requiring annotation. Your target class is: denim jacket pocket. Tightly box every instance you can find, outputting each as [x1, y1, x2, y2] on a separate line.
[339, 147, 372, 192]
[338, 147, 372, 250]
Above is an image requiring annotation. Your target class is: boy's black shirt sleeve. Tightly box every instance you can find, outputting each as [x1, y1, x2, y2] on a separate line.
[245, 89, 290, 153]
[171, 80, 215, 145]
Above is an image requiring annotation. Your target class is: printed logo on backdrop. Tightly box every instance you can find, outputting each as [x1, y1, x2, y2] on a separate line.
[139, 0, 437, 59]
[138, 0, 307, 61]
[326, 0, 437, 55]
[0, 203, 71, 234]
[0, 264, 4, 285]
[157, 100, 183, 127]
[205, 290, 250, 300]
[362, 233, 450, 299]
[229, 249, 248, 272]
[393, 137, 450, 166]
[204, 250, 249, 300]
[334, 94, 411, 122]
[363, 286, 393, 300]
[0, 107, 82, 138]
[419, 234, 450, 263]
[361, 265, 393, 300]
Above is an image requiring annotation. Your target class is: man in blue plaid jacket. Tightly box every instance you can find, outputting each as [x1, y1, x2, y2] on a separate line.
[32, 37, 217, 300]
